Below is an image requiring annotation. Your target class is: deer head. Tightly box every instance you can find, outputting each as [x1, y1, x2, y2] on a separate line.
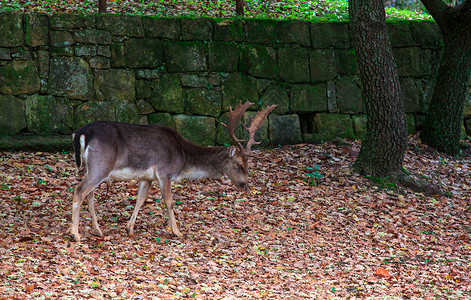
[221, 101, 277, 191]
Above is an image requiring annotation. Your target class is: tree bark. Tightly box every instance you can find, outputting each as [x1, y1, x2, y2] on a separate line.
[349, 0, 408, 177]
[419, 0, 471, 155]
[99, 0, 107, 13]
[236, 0, 245, 16]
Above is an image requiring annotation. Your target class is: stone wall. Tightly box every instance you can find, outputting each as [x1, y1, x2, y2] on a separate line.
[1, 12, 470, 146]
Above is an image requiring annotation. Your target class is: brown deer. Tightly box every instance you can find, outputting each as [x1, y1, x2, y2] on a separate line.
[70, 101, 276, 242]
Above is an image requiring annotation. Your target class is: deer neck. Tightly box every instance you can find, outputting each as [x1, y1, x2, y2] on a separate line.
[176, 146, 229, 180]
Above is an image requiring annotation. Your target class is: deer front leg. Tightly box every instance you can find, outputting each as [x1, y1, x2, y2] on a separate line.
[86, 191, 102, 237]
[161, 178, 182, 237]
[126, 180, 151, 236]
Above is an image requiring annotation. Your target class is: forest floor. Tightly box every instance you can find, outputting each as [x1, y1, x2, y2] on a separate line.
[0, 137, 470, 299]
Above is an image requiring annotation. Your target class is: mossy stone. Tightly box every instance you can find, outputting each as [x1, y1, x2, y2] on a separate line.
[49, 14, 95, 29]
[290, 83, 327, 113]
[312, 113, 354, 141]
[222, 73, 258, 111]
[336, 77, 363, 114]
[401, 78, 420, 113]
[181, 18, 213, 41]
[0, 95, 26, 135]
[115, 101, 141, 124]
[94, 69, 135, 101]
[409, 21, 442, 48]
[25, 94, 73, 135]
[240, 44, 278, 79]
[167, 42, 207, 73]
[150, 74, 184, 113]
[124, 38, 164, 68]
[335, 49, 359, 76]
[310, 22, 350, 49]
[174, 115, 216, 146]
[393, 47, 433, 77]
[213, 18, 244, 42]
[148, 112, 175, 128]
[96, 14, 144, 37]
[269, 114, 302, 145]
[185, 88, 222, 117]
[0, 12, 23, 47]
[278, 47, 310, 83]
[277, 20, 310, 46]
[25, 13, 49, 47]
[74, 101, 116, 128]
[260, 84, 289, 114]
[73, 29, 111, 45]
[245, 19, 277, 45]
[50, 31, 74, 47]
[310, 49, 337, 82]
[387, 21, 414, 48]
[0, 60, 40, 95]
[143, 17, 180, 39]
[208, 42, 239, 73]
[352, 115, 366, 140]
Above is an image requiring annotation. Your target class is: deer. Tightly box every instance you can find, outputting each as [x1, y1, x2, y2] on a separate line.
[70, 101, 276, 242]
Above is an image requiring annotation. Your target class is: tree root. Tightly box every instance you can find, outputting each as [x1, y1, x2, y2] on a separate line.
[390, 172, 444, 196]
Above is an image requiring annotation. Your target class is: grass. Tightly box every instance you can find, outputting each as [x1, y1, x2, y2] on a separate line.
[0, 0, 433, 21]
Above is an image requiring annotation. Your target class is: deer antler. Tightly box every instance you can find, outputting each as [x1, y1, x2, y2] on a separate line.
[222, 101, 277, 157]
[244, 104, 277, 155]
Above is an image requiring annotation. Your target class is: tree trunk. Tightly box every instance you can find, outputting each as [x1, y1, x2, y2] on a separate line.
[420, 0, 471, 155]
[349, 0, 407, 177]
[236, 0, 245, 16]
[99, 0, 107, 13]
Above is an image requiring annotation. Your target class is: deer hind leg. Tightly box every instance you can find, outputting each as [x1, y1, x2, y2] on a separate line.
[126, 180, 151, 236]
[161, 178, 182, 237]
[71, 174, 108, 243]
[86, 190, 102, 237]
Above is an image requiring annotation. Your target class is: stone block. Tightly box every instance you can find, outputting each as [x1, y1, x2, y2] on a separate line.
[74, 45, 97, 56]
[393, 47, 433, 77]
[336, 77, 363, 113]
[150, 74, 184, 113]
[213, 18, 244, 42]
[115, 101, 141, 124]
[50, 46, 73, 56]
[50, 31, 74, 47]
[167, 42, 207, 73]
[269, 114, 303, 145]
[174, 115, 216, 146]
[89, 56, 110, 69]
[143, 17, 180, 39]
[73, 29, 111, 44]
[185, 88, 222, 117]
[148, 112, 175, 128]
[222, 73, 258, 111]
[0, 12, 23, 47]
[409, 21, 442, 48]
[136, 99, 154, 114]
[310, 49, 337, 82]
[124, 38, 164, 68]
[401, 77, 420, 113]
[97, 45, 111, 57]
[311, 22, 350, 49]
[0, 94, 26, 135]
[181, 18, 213, 40]
[25, 94, 73, 134]
[260, 84, 289, 114]
[245, 19, 277, 45]
[312, 113, 354, 142]
[181, 74, 209, 88]
[278, 47, 310, 83]
[406, 114, 416, 135]
[0, 48, 11, 60]
[387, 21, 414, 48]
[0, 60, 40, 95]
[25, 13, 49, 47]
[75, 101, 115, 128]
[290, 83, 327, 113]
[94, 69, 135, 101]
[208, 42, 239, 73]
[37, 50, 49, 78]
[276, 20, 310, 46]
[48, 57, 93, 100]
[352, 115, 366, 140]
[110, 43, 125, 67]
[50, 14, 95, 29]
[96, 15, 144, 37]
[239, 44, 278, 79]
[335, 49, 359, 76]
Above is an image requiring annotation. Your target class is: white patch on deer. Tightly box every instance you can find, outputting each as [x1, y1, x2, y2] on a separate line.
[175, 167, 211, 181]
[110, 167, 157, 181]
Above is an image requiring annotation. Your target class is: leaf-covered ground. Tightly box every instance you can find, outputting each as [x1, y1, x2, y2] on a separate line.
[0, 138, 470, 299]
